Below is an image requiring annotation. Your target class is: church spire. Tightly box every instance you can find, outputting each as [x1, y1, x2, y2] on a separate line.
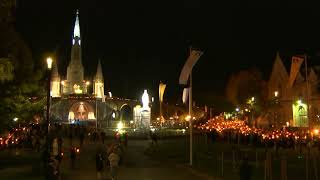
[66, 10, 84, 94]
[95, 59, 104, 81]
[73, 10, 80, 45]
[94, 59, 105, 98]
[51, 60, 61, 97]
[51, 59, 60, 80]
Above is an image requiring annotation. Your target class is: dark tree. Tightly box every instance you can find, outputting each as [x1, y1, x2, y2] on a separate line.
[0, 7, 45, 132]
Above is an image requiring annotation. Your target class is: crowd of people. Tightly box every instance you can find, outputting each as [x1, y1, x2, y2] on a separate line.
[0, 123, 44, 151]
[45, 123, 129, 180]
[198, 118, 320, 151]
[0, 122, 129, 180]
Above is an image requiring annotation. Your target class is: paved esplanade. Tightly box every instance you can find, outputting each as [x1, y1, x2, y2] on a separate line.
[60, 139, 212, 180]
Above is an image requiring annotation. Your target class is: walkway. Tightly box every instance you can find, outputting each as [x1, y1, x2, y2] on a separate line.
[60, 138, 214, 180]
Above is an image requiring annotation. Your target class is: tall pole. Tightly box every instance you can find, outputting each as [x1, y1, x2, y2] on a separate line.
[96, 98, 98, 131]
[160, 101, 163, 128]
[46, 69, 51, 150]
[305, 54, 310, 128]
[189, 71, 193, 166]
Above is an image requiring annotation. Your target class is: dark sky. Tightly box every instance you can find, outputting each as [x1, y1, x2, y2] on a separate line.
[14, 1, 320, 107]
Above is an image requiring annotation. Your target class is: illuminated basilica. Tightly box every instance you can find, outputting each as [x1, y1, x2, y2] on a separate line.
[49, 11, 146, 128]
[49, 10, 110, 126]
[50, 11, 105, 99]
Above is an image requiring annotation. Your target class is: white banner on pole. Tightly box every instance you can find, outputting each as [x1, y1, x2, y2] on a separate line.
[179, 49, 203, 85]
[288, 56, 304, 88]
[182, 88, 189, 104]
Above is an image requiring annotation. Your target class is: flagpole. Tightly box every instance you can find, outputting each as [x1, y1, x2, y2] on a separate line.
[96, 98, 98, 131]
[304, 54, 311, 129]
[189, 71, 193, 166]
[179, 47, 202, 167]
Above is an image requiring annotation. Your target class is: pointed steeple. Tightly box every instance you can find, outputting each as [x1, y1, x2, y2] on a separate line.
[268, 51, 289, 98]
[66, 10, 84, 94]
[51, 60, 61, 97]
[94, 59, 104, 98]
[269, 51, 288, 83]
[51, 59, 60, 80]
[73, 10, 81, 45]
[95, 59, 104, 81]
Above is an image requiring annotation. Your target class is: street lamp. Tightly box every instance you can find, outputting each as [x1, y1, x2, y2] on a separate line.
[46, 57, 53, 160]
[46, 57, 53, 70]
[274, 91, 278, 97]
[250, 97, 255, 127]
[13, 117, 18, 122]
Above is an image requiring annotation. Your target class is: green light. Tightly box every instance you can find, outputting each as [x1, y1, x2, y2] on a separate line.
[292, 100, 308, 127]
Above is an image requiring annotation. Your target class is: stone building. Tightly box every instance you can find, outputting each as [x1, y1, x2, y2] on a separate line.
[267, 52, 319, 128]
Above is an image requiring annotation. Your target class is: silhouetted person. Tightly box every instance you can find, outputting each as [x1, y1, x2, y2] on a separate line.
[108, 148, 120, 180]
[150, 131, 158, 146]
[96, 150, 105, 179]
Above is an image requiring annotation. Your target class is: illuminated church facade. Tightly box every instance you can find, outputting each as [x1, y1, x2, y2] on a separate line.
[50, 11, 105, 99]
[49, 11, 146, 128]
[49, 11, 113, 126]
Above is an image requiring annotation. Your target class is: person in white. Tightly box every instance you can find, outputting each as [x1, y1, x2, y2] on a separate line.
[108, 148, 120, 180]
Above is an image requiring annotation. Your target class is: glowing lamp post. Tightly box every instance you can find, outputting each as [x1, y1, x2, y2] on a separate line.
[46, 57, 53, 166]
[46, 57, 53, 128]
[249, 96, 255, 127]
[47, 57, 53, 70]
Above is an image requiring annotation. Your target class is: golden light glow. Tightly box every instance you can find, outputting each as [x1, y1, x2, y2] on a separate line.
[274, 91, 278, 97]
[61, 81, 65, 85]
[117, 121, 123, 130]
[314, 129, 319, 135]
[297, 99, 302, 105]
[86, 81, 90, 85]
[74, 84, 82, 94]
[46, 57, 53, 69]
[185, 115, 191, 121]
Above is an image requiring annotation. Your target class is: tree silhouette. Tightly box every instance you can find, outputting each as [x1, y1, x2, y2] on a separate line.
[0, 19, 45, 132]
[225, 68, 267, 112]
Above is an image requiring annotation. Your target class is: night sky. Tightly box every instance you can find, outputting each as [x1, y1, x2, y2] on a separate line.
[14, 1, 320, 108]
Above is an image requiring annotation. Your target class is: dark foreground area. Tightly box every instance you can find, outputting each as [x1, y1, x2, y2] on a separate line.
[1, 130, 319, 180]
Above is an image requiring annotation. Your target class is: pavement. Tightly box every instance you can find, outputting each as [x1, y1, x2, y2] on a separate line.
[59, 138, 216, 180]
